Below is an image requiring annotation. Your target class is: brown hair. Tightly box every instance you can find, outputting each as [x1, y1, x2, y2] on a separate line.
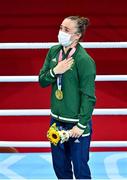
[66, 16, 90, 39]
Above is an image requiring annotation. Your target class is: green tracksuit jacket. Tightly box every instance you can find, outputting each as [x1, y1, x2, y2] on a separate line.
[39, 43, 96, 136]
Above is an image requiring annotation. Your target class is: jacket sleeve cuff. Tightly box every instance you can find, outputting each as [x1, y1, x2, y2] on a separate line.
[49, 68, 56, 78]
[77, 122, 87, 130]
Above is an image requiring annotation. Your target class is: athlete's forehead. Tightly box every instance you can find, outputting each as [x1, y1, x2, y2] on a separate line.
[60, 18, 77, 33]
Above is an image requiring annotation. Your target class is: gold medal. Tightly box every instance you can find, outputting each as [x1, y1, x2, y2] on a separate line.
[55, 89, 63, 100]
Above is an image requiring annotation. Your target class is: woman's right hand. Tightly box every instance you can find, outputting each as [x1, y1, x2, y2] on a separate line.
[53, 57, 74, 75]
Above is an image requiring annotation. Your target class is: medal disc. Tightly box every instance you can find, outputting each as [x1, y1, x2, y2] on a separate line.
[55, 89, 63, 100]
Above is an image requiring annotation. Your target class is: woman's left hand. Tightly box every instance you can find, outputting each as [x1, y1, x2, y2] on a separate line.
[69, 126, 84, 138]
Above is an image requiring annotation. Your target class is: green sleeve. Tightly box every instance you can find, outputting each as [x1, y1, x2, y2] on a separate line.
[39, 48, 57, 87]
[76, 54, 96, 130]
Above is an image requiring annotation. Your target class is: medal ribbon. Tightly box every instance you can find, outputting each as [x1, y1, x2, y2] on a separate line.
[57, 47, 76, 91]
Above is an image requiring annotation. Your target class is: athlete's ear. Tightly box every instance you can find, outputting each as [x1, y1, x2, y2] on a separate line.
[75, 33, 81, 41]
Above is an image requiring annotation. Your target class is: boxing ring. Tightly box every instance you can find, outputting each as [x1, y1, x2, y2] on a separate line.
[0, 42, 127, 179]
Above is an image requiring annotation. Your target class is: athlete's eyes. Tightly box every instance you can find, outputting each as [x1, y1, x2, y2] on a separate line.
[59, 25, 70, 33]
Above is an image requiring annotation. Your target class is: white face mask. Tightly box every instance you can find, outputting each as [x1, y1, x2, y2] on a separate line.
[58, 31, 72, 47]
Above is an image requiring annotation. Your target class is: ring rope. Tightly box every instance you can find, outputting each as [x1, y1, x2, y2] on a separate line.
[0, 141, 127, 147]
[0, 42, 127, 49]
[0, 109, 127, 116]
[0, 75, 127, 82]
